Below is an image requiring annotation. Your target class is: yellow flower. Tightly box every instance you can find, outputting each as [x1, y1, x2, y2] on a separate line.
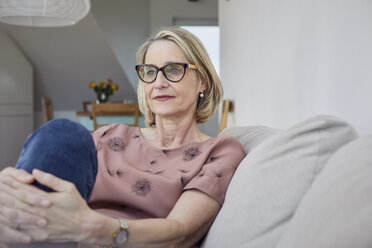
[89, 78, 119, 103]
[89, 81, 96, 88]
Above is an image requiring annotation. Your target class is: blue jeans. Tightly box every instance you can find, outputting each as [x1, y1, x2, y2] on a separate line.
[15, 119, 98, 202]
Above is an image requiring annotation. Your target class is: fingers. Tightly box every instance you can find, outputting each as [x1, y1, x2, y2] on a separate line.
[0, 175, 50, 208]
[0, 206, 47, 228]
[32, 169, 76, 193]
[0, 188, 38, 213]
[0, 167, 34, 184]
[0, 169, 49, 243]
[0, 222, 31, 243]
[0, 189, 48, 231]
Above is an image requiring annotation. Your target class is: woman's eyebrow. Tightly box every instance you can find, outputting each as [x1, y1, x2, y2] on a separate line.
[143, 61, 187, 67]
[164, 61, 186, 64]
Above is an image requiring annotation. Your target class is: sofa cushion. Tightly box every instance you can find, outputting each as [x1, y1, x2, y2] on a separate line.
[220, 125, 279, 154]
[276, 136, 372, 248]
[202, 115, 358, 248]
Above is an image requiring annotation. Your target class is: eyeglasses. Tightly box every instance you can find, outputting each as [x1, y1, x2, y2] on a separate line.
[135, 63, 198, 83]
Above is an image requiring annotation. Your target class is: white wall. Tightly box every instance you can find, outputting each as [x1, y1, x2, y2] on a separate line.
[0, 32, 33, 168]
[0, 12, 137, 114]
[91, 0, 150, 90]
[219, 0, 372, 135]
[150, 0, 218, 31]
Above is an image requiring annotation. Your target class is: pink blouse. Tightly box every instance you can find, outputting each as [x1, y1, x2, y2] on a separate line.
[88, 123, 245, 220]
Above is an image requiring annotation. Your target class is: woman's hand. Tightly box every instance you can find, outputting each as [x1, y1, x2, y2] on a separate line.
[17, 169, 99, 243]
[0, 167, 50, 244]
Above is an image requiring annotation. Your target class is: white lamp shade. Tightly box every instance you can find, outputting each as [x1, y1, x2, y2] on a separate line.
[0, 0, 91, 27]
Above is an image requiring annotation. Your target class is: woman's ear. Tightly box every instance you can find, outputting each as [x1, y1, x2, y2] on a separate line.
[200, 80, 207, 92]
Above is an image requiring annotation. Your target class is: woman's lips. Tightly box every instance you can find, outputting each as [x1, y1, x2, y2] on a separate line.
[153, 95, 175, 101]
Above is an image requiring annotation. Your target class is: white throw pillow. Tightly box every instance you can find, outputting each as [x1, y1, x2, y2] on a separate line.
[276, 136, 372, 248]
[202, 115, 358, 248]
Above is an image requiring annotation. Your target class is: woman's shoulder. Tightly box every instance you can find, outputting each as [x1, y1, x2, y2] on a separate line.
[213, 134, 245, 150]
[206, 134, 246, 163]
[92, 123, 139, 139]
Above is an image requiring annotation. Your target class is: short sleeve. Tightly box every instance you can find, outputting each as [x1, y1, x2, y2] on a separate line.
[91, 124, 115, 148]
[184, 135, 246, 205]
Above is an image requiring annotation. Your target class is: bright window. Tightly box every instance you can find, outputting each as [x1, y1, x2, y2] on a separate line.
[180, 26, 220, 76]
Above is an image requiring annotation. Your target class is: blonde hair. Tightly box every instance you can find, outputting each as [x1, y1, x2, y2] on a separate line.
[136, 26, 223, 127]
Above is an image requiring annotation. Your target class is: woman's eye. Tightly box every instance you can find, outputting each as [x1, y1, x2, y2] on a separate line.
[145, 69, 156, 75]
[167, 66, 181, 74]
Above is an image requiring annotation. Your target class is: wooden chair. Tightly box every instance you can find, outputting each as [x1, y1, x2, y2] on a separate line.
[91, 102, 139, 131]
[41, 97, 54, 123]
[218, 99, 232, 134]
[82, 101, 92, 112]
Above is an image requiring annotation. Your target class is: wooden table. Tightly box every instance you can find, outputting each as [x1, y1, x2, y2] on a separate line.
[76, 111, 145, 131]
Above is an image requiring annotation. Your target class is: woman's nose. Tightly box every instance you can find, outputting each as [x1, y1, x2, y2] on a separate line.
[153, 71, 169, 88]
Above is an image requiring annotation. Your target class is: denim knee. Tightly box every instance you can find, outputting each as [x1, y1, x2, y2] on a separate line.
[16, 118, 98, 201]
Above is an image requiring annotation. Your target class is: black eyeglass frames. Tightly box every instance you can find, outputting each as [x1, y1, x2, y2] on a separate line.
[135, 63, 198, 83]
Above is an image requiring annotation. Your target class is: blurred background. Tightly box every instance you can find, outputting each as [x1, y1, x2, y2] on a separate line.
[1, 0, 372, 170]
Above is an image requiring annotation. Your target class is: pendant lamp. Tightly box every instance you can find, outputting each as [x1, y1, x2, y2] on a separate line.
[0, 0, 91, 27]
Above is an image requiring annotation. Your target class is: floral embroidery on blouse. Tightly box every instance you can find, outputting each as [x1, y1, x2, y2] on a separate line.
[209, 156, 218, 163]
[214, 170, 223, 178]
[108, 137, 125, 152]
[145, 169, 165, 175]
[180, 176, 188, 187]
[132, 179, 151, 197]
[197, 171, 205, 177]
[116, 169, 124, 177]
[183, 147, 201, 161]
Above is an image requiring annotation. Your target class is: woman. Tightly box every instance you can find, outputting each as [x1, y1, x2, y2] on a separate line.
[0, 27, 245, 248]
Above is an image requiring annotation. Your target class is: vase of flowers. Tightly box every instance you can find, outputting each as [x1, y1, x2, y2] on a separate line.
[89, 78, 119, 103]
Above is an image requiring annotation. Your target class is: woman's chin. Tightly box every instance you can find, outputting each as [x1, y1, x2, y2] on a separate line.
[153, 109, 188, 120]
[153, 110, 178, 118]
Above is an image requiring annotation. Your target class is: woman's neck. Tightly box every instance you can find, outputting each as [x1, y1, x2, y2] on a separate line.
[143, 114, 209, 149]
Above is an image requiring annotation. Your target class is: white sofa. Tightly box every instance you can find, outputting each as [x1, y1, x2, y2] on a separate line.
[202, 115, 372, 248]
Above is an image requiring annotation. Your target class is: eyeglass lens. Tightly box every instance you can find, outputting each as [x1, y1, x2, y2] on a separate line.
[138, 64, 186, 83]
